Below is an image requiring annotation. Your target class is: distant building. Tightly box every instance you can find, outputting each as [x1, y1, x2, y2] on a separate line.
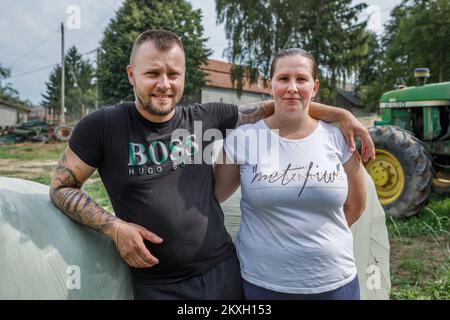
[199, 59, 270, 105]
[337, 88, 375, 117]
[27, 105, 46, 121]
[0, 99, 30, 127]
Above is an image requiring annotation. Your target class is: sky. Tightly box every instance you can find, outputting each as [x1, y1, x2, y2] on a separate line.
[0, 0, 401, 105]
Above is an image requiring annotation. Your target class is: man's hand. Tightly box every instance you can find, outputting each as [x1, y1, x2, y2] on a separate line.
[113, 221, 163, 268]
[339, 112, 376, 162]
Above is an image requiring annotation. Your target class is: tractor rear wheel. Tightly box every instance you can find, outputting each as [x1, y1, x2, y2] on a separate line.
[365, 126, 433, 218]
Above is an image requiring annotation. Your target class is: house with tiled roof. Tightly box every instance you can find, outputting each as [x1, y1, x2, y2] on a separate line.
[199, 59, 270, 105]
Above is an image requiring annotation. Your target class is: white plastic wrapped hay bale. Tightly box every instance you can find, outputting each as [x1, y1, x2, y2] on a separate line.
[0, 177, 132, 299]
[350, 170, 391, 300]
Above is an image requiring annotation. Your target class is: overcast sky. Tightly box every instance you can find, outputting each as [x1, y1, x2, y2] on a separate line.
[0, 0, 400, 105]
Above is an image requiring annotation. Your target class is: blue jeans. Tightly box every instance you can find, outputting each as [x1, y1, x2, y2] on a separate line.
[243, 275, 360, 300]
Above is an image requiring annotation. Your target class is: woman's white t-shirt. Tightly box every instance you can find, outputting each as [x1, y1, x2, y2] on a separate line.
[224, 119, 357, 294]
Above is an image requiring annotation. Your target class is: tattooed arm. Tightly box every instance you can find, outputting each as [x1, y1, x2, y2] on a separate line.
[236, 100, 375, 162]
[236, 100, 274, 127]
[308, 102, 375, 162]
[49, 146, 163, 268]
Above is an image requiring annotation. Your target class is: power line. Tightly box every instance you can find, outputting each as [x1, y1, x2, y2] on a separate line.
[6, 64, 58, 79]
[80, 48, 98, 55]
[5, 47, 100, 79]
[8, 28, 59, 68]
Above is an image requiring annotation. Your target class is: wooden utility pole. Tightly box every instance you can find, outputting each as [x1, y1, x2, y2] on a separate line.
[95, 47, 99, 109]
[60, 22, 65, 124]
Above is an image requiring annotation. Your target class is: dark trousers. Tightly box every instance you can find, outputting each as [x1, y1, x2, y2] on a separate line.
[133, 253, 243, 300]
[243, 275, 360, 300]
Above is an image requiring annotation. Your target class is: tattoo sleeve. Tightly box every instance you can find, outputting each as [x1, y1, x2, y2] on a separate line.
[49, 151, 118, 240]
[236, 100, 274, 127]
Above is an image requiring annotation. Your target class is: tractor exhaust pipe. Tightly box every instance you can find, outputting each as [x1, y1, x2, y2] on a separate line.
[414, 68, 430, 86]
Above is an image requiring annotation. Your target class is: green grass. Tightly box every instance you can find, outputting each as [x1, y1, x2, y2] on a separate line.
[391, 259, 450, 300]
[31, 174, 52, 185]
[0, 142, 113, 213]
[22, 172, 113, 214]
[387, 194, 450, 238]
[387, 194, 450, 300]
[81, 173, 113, 213]
[0, 142, 67, 160]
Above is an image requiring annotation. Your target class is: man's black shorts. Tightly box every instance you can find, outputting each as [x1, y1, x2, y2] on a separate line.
[133, 253, 243, 300]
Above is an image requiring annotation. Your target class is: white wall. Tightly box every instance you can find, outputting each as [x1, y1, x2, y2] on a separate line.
[0, 105, 18, 127]
[201, 87, 270, 105]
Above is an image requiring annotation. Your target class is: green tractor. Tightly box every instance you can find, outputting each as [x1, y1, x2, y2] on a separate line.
[365, 68, 450, 218]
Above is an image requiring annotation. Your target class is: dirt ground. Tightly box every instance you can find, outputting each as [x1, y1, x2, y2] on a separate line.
[0, 158, 102, 185]
[0, 159, 56, 179]
[391, 236, 449, 278]
[358, 115, 380, 128]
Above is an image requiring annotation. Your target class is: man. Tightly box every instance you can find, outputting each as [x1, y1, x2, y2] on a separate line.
[49, 29, 375, 300]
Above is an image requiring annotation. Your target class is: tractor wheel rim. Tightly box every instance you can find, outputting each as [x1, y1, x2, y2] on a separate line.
[365, 149, 405, 205]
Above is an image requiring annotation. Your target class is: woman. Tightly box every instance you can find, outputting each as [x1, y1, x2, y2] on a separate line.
[214, 48, 366, 300]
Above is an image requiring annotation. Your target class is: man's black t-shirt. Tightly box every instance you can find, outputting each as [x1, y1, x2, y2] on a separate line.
[69, 102, 239, 284]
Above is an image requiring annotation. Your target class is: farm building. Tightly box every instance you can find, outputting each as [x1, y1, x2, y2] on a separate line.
[199, 59, 271, 105]
[0, 99, 30, 127]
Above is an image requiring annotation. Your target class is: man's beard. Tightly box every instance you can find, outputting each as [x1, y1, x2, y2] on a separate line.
[135, 88, 177, 116]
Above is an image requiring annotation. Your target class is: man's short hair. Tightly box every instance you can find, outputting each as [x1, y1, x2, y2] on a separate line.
[130, 29, 184, 65]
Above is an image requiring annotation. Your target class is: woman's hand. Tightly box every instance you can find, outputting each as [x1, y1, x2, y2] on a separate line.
[339, 111, 376, 162]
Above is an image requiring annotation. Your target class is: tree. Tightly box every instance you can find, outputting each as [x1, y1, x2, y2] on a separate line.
[215, 0, 368, 104]
[0, 62, 33, 108]
[355, 31, 384, 111]
[41, 46, 96, 120]
[357, 0, 450, 111]
[97, 0, 211, 106]
[354, 5, 409, 112]
[384, 0, 450, 84]
[0, 63, 19, 101]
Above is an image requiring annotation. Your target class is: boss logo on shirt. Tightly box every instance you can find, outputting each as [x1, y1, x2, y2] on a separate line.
[127, 135, 199, 176]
